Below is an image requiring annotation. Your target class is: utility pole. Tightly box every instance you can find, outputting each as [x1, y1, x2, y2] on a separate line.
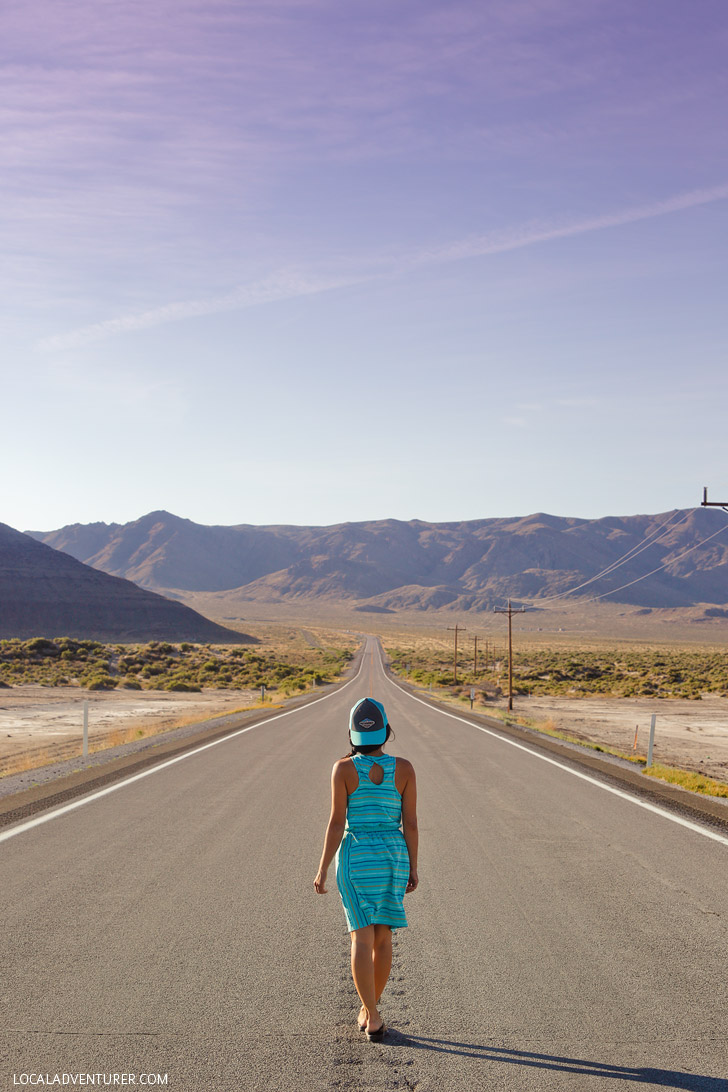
[493, 600, 526, 712]
[447, 625, 466, 684]
[701, 487, 728, 513]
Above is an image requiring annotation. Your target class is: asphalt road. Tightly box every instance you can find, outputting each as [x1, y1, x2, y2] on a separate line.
[1, 637, 726, 1092]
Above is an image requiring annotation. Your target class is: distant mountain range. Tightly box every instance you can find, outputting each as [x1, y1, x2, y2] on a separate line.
[27, 507, 728, 612]
[0, 522, 251, 641]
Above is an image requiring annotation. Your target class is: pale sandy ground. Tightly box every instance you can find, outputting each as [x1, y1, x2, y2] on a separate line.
[506, 694, 728, 783]
[0, 686, 258, 767]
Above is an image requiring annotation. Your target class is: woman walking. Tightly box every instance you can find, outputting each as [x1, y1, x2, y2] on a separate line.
[314, 697, 418, 1041]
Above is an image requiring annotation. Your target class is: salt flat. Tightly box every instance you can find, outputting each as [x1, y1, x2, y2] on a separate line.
[0, 685, 257, 761]
[514, 694, 728, 783]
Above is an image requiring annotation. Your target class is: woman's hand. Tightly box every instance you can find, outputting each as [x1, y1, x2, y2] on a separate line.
[314, 869, 328, 894]
[406, 869, 419, 893]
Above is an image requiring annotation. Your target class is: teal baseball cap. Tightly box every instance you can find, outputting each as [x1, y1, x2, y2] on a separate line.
[349, 697, 388, 746]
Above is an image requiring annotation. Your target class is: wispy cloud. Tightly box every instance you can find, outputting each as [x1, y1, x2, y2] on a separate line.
[36, 270, 368, 352]
[403, 183, 728, 269]
[37, 182, 728, 352]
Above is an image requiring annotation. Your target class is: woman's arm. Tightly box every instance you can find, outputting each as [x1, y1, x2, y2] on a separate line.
[314, 760, 349, 894]
[400, 761, 419, 893]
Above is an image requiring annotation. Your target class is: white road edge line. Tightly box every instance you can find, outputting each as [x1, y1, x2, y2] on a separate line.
[390, 676, 728, 848]
[0, 655, 366, 845]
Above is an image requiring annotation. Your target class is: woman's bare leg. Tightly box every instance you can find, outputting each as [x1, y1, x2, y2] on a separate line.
[372, 924, 393, 1003]
[350, 926, 382, 1031]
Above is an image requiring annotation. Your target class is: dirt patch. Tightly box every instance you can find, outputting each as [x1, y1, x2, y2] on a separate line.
[0, 686, 257, 766]
[509, 695, 728, 784]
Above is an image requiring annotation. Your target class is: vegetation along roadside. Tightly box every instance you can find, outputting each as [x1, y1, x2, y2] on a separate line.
[0, 634, 355, 695]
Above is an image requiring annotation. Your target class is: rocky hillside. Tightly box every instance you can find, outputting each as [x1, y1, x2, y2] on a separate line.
[28, 507, 728, 611]
[0, 522, 252, 641]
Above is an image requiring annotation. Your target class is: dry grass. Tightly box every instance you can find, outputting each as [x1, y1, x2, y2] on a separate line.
[96, 725, 148, 751]
[1, 745, 60, 777]
[643, 763, 728, 798]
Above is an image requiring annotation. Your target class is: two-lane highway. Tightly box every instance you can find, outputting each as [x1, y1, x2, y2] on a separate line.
[1, 637, 726, 1091]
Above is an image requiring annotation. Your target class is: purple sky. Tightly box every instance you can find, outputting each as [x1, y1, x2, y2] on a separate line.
[4, 1, 728, 530]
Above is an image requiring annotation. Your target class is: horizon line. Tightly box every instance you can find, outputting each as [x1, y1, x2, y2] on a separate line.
[20, 504, 700, 534]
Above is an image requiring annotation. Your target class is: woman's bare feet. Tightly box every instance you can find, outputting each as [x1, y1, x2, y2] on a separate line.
[365, 1014, 386, 1041]
[358, 1004, 384, 1037]
[358, 994, 384, 1031]
[365, 1010, 384, 1035]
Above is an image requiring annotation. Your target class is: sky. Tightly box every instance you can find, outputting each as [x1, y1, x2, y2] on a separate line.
[4, 0, 728, 531]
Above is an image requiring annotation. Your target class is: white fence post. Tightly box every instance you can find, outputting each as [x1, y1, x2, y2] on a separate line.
[647, 714, 656, 767]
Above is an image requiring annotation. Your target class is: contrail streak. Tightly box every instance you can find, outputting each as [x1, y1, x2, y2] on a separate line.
[406, 182, 728, 267]
[37, 182, 728, 352]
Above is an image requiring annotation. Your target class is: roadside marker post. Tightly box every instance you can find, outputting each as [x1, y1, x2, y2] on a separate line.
[83, 701, 89, 758]
[633, 725, 639, 752]
[470, 687, 475, 710]
[648, 714, 657, 766]
[261, 684, 266, 703]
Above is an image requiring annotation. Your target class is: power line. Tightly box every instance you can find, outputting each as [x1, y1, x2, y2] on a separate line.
[529, 508, 692, 605]
[583, 517, 728, 603]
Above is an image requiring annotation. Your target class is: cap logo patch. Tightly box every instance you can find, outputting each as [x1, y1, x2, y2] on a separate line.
[359, 718, 376, 729]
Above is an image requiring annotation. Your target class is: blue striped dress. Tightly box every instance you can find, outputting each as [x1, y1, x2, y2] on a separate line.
[335, 753, 410, 931]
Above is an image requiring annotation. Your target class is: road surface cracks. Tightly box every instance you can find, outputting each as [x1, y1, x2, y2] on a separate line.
[327, 929, 420, 1091]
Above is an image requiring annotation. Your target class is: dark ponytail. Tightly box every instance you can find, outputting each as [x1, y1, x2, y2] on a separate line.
[345, 724, 394, 758]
